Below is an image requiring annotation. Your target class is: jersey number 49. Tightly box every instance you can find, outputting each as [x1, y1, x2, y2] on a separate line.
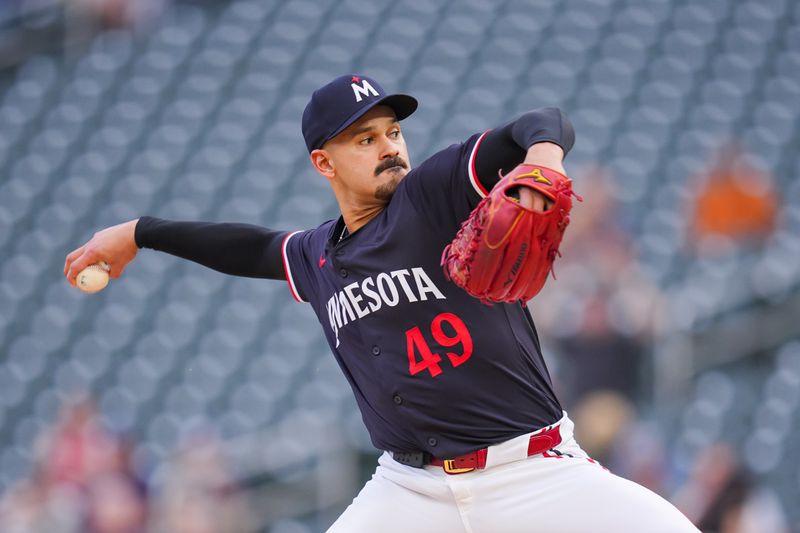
[405, 312, 472, 377]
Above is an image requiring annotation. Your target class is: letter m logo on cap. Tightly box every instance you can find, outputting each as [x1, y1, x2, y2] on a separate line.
[351, 77, 380, 102]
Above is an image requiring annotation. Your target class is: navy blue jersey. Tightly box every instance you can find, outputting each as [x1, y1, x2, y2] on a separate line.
[283, 132, 562, 457]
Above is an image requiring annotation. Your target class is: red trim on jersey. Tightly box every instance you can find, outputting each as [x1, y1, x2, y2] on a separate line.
[281, 231, 306, 303]
[468, 130, 491, 198]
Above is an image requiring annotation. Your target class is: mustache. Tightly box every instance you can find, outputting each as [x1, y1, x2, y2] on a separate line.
[374, 156, 408, 176]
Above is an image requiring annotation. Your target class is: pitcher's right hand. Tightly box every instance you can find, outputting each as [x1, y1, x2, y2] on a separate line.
[64, 219, 140, 287]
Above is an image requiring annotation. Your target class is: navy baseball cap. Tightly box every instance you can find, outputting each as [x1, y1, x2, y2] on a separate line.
[302, 74, 418, 152]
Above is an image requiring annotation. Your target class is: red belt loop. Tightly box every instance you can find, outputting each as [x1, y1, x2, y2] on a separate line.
[430, 425, 562, 475]
[528, 426, 562, 456]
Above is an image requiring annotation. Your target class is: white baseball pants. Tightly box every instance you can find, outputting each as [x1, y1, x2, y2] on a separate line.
[327, 415, 698, 532]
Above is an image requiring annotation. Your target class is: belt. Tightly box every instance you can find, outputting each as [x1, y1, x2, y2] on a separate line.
[393, 425, 563, 475]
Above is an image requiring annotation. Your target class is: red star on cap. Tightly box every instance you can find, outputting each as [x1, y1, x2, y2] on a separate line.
[351, 75, 360, 83]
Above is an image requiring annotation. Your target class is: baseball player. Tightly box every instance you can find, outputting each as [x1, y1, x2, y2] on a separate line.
[65, 74, 698, 532]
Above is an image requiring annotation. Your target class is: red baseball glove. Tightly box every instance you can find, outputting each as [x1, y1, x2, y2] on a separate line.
[441, 164, 580, 304]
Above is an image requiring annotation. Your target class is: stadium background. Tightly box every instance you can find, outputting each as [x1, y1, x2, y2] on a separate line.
[0, 0, 798, 531]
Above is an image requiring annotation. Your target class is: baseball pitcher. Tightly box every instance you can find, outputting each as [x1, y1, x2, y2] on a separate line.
[65, 74, 698, 532]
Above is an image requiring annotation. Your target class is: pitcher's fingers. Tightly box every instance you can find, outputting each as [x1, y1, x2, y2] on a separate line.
[67, 250, 98, 286]
[64, 245, 86, 276]
[532, 193, 545, 213]
[109, 262, 125, 279]
[518, 187, 536, 210]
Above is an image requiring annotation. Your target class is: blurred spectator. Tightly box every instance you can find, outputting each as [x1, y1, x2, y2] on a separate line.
[150, 434, 254, 533]
[65, 0, 167, 45]
[571, 390, 635, 466]
[692, 143, 778, 247]
[536, 168, 667, 405]
[557, 294, 643, 404]
[1, 393, 261, 533]
[0, 394, 149, 533]
[68, 0, 130, 28]
[610, 420, 670, 496]
[85, 435, 149, 533]
[0, 471, 83, 533]
[36, 394, 120, 487]
[85, 472, 148, 533]
[532, 167, 672, 478]
[672, 443, 788, 533]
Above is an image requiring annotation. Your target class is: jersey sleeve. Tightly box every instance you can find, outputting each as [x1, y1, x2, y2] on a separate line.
[400, 108, 575, 236]
[135, 217, 288, 280]
[400, 132, 490, 236]
[281, 229, 318, 303]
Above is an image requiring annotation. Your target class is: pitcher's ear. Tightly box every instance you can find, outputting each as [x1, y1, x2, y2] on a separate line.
[311, 149, 335, 179]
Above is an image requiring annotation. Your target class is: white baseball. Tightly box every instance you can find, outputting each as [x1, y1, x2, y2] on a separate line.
[76, 261, 110, 293]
